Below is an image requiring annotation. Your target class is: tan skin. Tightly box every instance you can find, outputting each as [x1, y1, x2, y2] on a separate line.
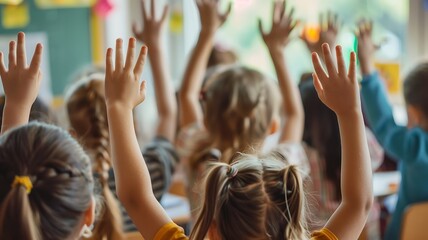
[178, 0, 231, 129]
[104, 39, 373, 240]
[356, 20, 428, 130]
[0, 32, 96, 238]
[133, 0, 177, 142]
[259, 0, 304, 143]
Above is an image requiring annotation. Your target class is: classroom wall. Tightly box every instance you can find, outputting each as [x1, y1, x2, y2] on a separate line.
[0, 0, 92, 97]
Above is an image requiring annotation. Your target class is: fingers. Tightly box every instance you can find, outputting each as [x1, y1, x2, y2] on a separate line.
[106, 48, 114, 77]
[348, 51, 357, 82]
[160, 5, 170, 23]
[134, 46, 148, 77]
[140, 80, 147, 95]
[29, 43, 43, 74]
[273, 1, 281, 23]
[258, 18, 265, 36]
[115, 39, 124, 71]
[125, 38, 136, 70]
[312, 73, 324, 95]
[311, 52, 328, 80]
[322, 43, 337, 76]
[280, 0, 286, 20]
[17, 32, 27, 68]
[150, 0, 155, 18]
[8, 41, 16, 69]
[0, 52, 5, 76]
[141, 0, 148, 20]
[221, 2, 232, 24]
[335, 45, 346, 75]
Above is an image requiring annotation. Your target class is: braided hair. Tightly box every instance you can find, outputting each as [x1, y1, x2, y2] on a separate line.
[66, 76, 123, 240]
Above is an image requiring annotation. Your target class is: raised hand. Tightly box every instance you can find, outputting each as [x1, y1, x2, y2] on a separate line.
[259, 0, 296, 52]
[0, 32, 43, 110]
[301, 11, 339, 55]
[312, 44, 360, 116]
[356, 19, 378, 75]
[196, 0, 232, 36]
[105, 38, 147, 110]
[133, 0, 169, 47]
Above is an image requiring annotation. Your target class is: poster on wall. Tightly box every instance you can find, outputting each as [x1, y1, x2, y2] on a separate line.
[35, 0, 96, 8]
[0, 33, 53, 104]
[374, 62, 401, 95]
[2, 3, 29, 29]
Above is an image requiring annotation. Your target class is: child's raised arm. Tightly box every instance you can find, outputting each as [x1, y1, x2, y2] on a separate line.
[133, 0, 177, 142]
[0, 32, 43, 134]
[105, 38, 171, 240]
[179, 0, 231, 128]
[312, 44, 373, 239]
[301, 11, 340, 56]
[259, 1, 304, 143]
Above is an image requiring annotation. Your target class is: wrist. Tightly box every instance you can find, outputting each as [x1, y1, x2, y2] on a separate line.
[106, 102, 134, 114]
[4, 100, 32, 114]
[268, 46, 285, 56]
[336, 109, 363, 121]
[360, 62, 375, 76]
[199, 29, 216, 40]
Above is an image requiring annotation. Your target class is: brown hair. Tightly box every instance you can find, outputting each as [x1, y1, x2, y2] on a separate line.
[403, 63, 428, 119]
[207, 44, 238, 68]
[0, 122, 93, 239]
[193, 66, 280, 166]
[66, 76, 123, 240]
[190, 152, 308, 239]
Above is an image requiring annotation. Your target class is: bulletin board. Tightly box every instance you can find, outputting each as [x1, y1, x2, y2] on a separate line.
[0, 0, 92, 96]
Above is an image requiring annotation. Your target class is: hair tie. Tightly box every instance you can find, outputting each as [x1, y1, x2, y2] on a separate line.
[12, 176, 33, 194]
[227, 166, 238, 179]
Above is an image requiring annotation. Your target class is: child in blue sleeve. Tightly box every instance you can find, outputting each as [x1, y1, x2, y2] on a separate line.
[357, 20, 428, 240]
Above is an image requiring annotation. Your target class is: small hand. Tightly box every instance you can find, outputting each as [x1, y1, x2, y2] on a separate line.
[196, 0, 232, 36]
[356, 19, 378, 75]
[301, 11, 339, 55]
[259, 0, 296, 52]
[105, 38, 148, 110]
[312, 44, 360, 117]
[0, 32, 43, 109]
[133, 0, 169, 47]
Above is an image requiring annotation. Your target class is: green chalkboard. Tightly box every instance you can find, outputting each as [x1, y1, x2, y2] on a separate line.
[0, 0, 92, 95]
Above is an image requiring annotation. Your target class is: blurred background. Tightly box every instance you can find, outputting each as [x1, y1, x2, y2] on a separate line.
[0, 0, 427, 137]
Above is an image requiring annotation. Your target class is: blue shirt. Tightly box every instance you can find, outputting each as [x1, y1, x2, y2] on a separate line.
[361, 72, 428, 240]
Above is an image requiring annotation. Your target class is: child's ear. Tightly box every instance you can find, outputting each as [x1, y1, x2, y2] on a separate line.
[84, 197, 96, 227]
[406, 105, 423, 128]
[268, 115, 280, 135]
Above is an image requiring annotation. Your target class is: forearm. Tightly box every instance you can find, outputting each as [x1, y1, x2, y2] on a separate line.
[1, 102, 31, 134]
[269, 49, 304, 142]
[148, 45, 177, 141]
[179, 32, 215, 127]
[337, 111, 372, 207]
[107, 106, 154, 202]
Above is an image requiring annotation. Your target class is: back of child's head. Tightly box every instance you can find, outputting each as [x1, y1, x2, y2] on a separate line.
[191, 152, 307, 240]
[207, 44, 238, 68]
[299, 78, 342, 200]
[0, 96, 57, 127]
[65, 74, 123, 239]
[403, 63, 428, 120]
[0, 122, 93, 240]
[199, 66, 280, 163]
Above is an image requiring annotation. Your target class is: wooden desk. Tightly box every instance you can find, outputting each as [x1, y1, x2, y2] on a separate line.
[373, 171, 400, 198]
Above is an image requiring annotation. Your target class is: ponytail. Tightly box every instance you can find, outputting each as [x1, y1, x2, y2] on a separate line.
[0, 186, 40, 240]
[190, 164, 228, 240]
[282, 165, 307, 239]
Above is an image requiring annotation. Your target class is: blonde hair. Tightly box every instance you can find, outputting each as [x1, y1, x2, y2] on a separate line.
[193, 66, 280, 166]
[66, 75, 123, 240]
[190, 152, 308, 239]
